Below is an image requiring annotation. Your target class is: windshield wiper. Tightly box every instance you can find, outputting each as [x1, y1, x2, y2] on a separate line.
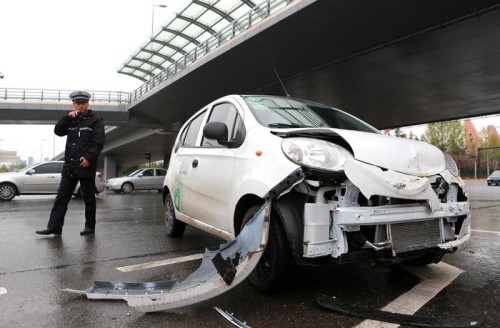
[268, 123, 305, 128]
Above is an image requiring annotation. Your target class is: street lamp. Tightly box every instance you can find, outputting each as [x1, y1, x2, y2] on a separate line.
[151, 4, 168, 36]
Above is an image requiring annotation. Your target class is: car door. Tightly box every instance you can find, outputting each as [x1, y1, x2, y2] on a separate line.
[188, 101, 245, 232]
[134, 168, 155, 190]
[167, 110, 207, 218]
[154, 169, 167, 189]
[23, 162, 63, 193]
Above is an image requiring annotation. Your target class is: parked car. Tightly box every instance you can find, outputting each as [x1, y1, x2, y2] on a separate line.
[487, 170, 500, 186]
[0, 161, 105, 201]
[163, 95, 470, 291]
[105, 168, 167, 194]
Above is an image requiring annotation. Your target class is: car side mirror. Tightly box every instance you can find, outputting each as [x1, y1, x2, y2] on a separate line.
[203, 121, 245, 148]
[27, 169, 36, 175]
[203, 122, 229, 145]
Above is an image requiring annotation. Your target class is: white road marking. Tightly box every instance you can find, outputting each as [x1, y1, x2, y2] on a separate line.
[471, 229, 500, 235]
[0, 287, 7, 296]
[354, 262, 464, 328]
[116, 253, 204, 272]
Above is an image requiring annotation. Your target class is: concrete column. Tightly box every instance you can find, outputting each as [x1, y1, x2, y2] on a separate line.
[104, 155, 117, 180]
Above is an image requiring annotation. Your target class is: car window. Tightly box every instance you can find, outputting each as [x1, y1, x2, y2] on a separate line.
[31, 163, 63, 174]
[181, 111, 206, 147]
[491, 171, 500, 177]
[156, 169, 166, 176]
[142, 169, 154, 176]
[202, 102, 244, 147]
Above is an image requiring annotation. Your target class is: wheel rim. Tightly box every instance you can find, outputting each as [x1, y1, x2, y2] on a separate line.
[122, 183, 132, 193]
[0, 185, 14, 200]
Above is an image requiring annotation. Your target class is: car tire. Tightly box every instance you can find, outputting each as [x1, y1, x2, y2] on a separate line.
[0, 183, 17, 201]
[121, 182, 134, 194]
[241, 205, 293, 293]
[164, 192, 185, 237]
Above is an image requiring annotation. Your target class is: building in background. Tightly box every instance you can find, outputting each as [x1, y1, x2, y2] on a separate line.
[0, 150, 17, 166]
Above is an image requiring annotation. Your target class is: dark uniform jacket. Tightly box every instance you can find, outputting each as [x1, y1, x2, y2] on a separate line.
[54, 110, 105, 178]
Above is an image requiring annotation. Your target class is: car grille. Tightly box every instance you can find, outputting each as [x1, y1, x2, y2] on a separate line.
[389, 219, 442, 254]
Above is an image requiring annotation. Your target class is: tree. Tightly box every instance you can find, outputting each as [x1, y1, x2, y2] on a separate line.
[421, 120, 464, 154]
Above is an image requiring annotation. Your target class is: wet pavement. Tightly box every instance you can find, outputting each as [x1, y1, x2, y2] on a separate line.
[0, 180, 498, 328]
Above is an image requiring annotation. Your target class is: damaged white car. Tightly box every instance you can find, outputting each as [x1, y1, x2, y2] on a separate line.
[163, 94, 470, 292]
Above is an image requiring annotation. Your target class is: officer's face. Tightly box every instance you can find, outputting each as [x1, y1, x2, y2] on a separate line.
[73, 101, 89, 113]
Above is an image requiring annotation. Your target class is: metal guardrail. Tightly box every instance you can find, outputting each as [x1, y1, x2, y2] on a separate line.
[128, 0, 293, 102]
[0, 88, 131, 103]
[0, 0, 293, 105]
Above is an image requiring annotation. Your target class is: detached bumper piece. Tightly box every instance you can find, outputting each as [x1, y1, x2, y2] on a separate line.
[316, 294, 485, 328]
[70, 169, 304, 312]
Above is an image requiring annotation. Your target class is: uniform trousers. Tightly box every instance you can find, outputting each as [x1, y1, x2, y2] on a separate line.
[47, 176, 96, 230]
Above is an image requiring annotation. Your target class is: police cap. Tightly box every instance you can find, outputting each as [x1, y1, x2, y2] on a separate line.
[70, 90, 91, 102]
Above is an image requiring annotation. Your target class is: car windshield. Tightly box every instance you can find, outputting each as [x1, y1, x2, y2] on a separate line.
[128, 169, 144, 177]
[491, 171, 500, 177]
[243, 96, 379, 133]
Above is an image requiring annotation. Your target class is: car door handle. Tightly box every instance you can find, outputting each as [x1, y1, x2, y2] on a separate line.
[192, 159, 198, 168]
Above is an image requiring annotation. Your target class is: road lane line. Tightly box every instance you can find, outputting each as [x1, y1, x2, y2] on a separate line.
[354, 262, 463, 328]
[116, 253, 204, 272]
[0, 287, 7, 296]
[471, 229, 500, 235]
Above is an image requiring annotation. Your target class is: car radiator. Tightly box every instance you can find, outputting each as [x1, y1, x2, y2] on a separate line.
[388, 219, 442, 254]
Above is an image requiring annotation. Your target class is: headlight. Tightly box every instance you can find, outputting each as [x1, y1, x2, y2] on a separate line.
[282, 138, 353, 171]
[443, 152, 459, 176]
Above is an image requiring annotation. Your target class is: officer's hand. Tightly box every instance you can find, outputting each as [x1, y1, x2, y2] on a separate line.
[69, 110, 80, 118]
[80, 157, 89, 167]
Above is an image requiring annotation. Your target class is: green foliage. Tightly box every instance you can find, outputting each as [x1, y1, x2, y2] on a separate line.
[421, 120, 464, 154]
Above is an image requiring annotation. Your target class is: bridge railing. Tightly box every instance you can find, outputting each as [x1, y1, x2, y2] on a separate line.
[0, 88, 131, 103]
[129, 0, 293, 102]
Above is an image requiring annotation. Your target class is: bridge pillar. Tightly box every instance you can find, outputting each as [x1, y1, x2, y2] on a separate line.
[104, 155, 117, 180]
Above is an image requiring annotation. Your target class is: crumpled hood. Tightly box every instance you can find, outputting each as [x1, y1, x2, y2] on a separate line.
[331, 129, 445, 176]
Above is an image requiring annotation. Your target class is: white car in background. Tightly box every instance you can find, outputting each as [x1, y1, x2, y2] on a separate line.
[105, 168, 167, 194]
[0, 161, 105, 201]
[162, 95, 471, 292]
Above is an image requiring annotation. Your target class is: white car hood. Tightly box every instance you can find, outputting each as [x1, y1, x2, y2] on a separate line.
[331, 129, 445, 176]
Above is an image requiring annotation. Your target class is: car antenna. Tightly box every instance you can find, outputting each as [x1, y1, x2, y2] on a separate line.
[273, 68, 290, 97]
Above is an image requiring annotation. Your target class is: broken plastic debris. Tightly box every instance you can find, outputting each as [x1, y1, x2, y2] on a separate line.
[63, 169, 304, 312]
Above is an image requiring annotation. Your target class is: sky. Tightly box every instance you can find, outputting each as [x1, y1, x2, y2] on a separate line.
[0, 0, 499, 162]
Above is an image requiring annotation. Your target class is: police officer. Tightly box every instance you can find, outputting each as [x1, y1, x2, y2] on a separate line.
[36, 90, 105, 236]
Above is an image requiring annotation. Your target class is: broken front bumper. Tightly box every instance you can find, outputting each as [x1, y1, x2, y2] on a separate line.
[303, 159, 471, 259]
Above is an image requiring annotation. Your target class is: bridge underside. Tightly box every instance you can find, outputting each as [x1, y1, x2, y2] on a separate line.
[97, 0, 500, 167]
[130, 0, 500, 131]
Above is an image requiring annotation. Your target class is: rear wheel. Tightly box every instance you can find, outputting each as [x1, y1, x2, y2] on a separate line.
[0, 183, 16, 201]
[121, 182, 133, 194]
[241, 205, 293, 292]
[164, 192, 185, 237]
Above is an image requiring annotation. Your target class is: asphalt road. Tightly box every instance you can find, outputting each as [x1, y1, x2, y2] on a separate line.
[0, 180, 498, 328]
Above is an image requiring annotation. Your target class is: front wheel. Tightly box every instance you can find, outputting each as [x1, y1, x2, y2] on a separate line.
[241, 205, 293, 292]
[121, 182, 134, 194]
[0, 183, 16, 201]
[164, 192, 185, 237]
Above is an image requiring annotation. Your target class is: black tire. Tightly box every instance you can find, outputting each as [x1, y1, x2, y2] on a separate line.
[164, 192, 185, 237]
[121, 182, 134, 194]
[241, 205, 293, 292]
[0, 183, 16, 201]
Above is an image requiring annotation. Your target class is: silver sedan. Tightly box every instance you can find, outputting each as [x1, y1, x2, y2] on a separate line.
[0, 161, 105, 201]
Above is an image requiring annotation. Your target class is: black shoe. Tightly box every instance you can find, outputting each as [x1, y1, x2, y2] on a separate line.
[36, 228, 62, 236]
[80, 227, 95, 236]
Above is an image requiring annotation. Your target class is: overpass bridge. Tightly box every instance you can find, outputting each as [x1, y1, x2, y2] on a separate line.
[2, 0, 500, 176]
